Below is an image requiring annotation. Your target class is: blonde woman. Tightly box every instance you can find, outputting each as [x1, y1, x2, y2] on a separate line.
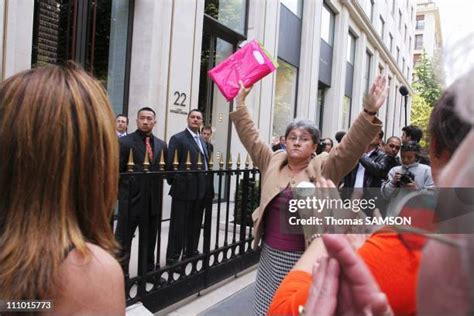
[0, 63, 125, 315]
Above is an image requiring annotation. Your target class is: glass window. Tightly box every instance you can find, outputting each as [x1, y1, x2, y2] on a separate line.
[392, 0, 396, 14]
[342, 96, 351, 130]
[273, 59, 298, 138]
[409, 36, 412, 51]
[389, 33, 393, 52]
[415, 34, 423, 49]
[204, 0, 247, 34]
[347, 32, 356, 64]
[321, 4, 335, 46]
[399, 9, 402, 30]
[281, 0, 303, 18]
[402, 57, 405, 74]
[407, 66, 410, 80]
[416, 15, 425, 30]
[404, 24, 407, 41]
[411, 6, 414, 21]
[31, 0, 132, 115]
[379, 16, 385, 40]
[366, 0, 375, 22]
[384, 77, 392, 129]
[364, 50, 372, 94]
[396, 46, 400, 64]
[316, 86, 326, 132]
[413, 53, 421, 65]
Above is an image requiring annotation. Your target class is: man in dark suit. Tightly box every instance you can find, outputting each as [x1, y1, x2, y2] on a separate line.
[201, 125, 214, 154]
[166, 109, 214, 265]
[116, 107, 167, 276]
[272, 135, 286, 151]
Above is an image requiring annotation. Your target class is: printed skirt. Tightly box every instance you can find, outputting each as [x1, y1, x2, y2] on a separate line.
[253, 242, 304, 315]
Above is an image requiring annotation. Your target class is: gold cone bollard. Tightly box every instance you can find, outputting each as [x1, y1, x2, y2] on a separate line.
[172, 149, 179, 170]
[236, 153, 241, 169]
[127, 149, 135, 172]
[185, 150, 191, 170]
[197, 152, 203, 170]
[245, 154, 250, 169]
[159, 150, 165, 171]
[143, 149, 150, 171]
[209, 152, 214, 170]
[219, 154, 224, 170]
[227, 153, 233, 169]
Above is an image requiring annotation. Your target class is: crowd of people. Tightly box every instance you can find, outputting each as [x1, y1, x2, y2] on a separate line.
[0, 61, 472, 316]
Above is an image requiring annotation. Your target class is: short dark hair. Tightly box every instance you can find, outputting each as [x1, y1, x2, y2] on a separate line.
[402, 125, 423, 142]
[188, 109, 203, 118]
[428, 85, 471, 157]
[137, 107, 156, 118]
[201, 125, 212, 133]
[335, 131, 346, 143]
[378, 130, 384, 140]
[401, 141, 420, 153]
[116, 114, 128, 124]
[386, 136, 401, 143]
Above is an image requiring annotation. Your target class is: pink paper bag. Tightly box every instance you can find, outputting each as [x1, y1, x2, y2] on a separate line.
[208, 40, 277, 102]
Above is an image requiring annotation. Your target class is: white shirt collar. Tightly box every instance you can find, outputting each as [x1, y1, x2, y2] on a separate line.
[187, 127, 200, 138]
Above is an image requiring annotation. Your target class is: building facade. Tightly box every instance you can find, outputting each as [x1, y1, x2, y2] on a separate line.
[413, 0, 442, 65]
[1, 0, 415, 161]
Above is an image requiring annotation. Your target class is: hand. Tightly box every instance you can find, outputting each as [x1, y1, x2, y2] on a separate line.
[404, 181, 418, 190]
[391, 172, 401, 185]
[364, 75, 387, 113]
[324, 235, 393, 316]
[235, 80, 252, 107]
[303, 257, 340, 316]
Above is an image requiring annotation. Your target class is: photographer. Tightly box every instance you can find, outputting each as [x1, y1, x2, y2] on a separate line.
[381, 141, 434, 215]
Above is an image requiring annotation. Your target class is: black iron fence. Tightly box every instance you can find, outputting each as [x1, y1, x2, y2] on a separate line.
[115, 155, 261, 313]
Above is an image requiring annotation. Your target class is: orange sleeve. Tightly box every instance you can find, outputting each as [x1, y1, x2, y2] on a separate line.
[357, 233, 420, 316]
[268, 270, 312, 316]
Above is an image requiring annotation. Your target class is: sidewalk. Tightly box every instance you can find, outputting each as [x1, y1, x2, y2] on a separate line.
[156, 267, 257, 316]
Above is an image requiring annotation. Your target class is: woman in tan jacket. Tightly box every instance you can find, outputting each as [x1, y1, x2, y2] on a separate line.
[230, 77, 387, 315]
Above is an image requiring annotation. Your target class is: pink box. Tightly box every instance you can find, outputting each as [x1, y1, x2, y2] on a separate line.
[208, 40, 277, 102]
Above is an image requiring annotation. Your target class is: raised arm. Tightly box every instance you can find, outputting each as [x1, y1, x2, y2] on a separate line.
[322, 76, 386, 184]
[229, 82, 273, 173]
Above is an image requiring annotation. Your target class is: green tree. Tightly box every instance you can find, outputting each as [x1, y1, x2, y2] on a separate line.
[412, 51, 443, 107]
[410, 95, 432, 148]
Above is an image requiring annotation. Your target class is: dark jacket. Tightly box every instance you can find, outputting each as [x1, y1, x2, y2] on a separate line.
[118, 130, 167, 217]
[344, 149, 399, 188]
[167, 129, 214, 200]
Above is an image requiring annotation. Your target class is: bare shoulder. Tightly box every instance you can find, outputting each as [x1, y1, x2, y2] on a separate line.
[49, 243, 125, 316]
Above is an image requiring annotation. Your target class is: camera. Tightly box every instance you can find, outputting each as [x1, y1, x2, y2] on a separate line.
[398, 170, 415, 186]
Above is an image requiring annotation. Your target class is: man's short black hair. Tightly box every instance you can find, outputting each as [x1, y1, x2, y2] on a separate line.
[379, 130, 384, 140]
[402, 125, 423, 142]
[386, 136, 401, 143]
[335, 131, 346, 143]
[201, 125, 212, 133]
[116, 114, 129, 124]
[137, 107, 156, 118]
[401, 141, 420, 153]
[188, 109, 203, 117]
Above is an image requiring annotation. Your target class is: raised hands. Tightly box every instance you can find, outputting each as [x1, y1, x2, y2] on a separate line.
[235, 80, 252, 107]
[304, 235, 393, 316]
[365, 75, 387, 114]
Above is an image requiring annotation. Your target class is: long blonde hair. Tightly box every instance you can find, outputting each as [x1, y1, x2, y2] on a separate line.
[0, 63, 119, 299]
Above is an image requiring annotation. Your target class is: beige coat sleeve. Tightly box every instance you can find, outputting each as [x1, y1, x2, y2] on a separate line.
[322, 112, 382, 184]
[229, 106, 273, 174]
